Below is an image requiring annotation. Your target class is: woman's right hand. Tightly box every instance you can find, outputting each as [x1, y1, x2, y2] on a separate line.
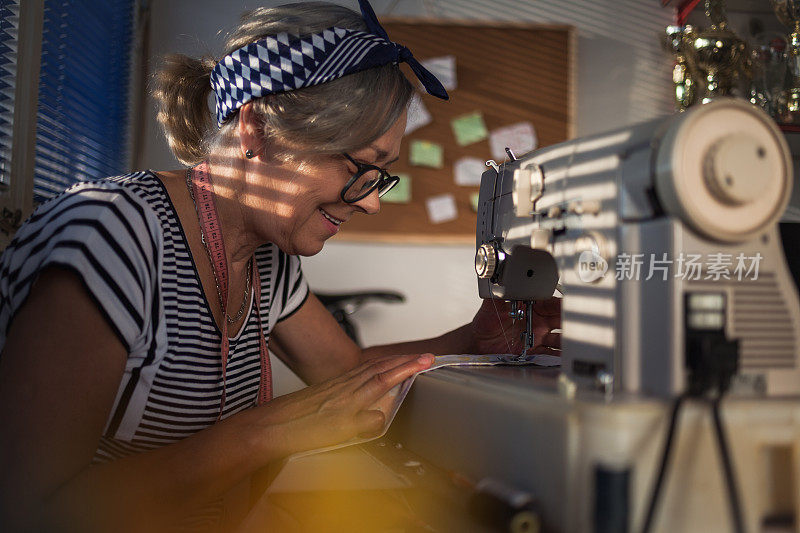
[249, 353, 434, 456]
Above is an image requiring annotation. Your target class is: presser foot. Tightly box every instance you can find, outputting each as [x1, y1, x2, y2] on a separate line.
[502, 349, 535, 363]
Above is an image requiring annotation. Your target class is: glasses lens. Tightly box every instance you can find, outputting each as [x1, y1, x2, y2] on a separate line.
[377, 176, 399, 197]
[343, 168, 381, 202]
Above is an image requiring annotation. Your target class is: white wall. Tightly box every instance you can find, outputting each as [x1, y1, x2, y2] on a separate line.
[141, 0, 675, 380]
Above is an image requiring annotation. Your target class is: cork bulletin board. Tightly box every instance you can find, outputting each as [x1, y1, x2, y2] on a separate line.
[336, 19, 575, 243]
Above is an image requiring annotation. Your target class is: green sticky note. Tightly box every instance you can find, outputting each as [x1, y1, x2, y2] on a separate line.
[451, 112, 488, 146]
[470, 191, 480, 212]
[381, 173, 411, 203]
[409, 140, 444, 169]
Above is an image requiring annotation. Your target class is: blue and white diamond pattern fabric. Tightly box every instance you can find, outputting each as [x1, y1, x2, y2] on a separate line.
[211, 27, 389, 126]
[210, 3, 450, 128]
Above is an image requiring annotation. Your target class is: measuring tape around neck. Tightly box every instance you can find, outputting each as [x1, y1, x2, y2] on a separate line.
[188, 162, 272, 418]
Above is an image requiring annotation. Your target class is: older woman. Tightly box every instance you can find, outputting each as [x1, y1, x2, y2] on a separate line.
[0, 1, 560, 530]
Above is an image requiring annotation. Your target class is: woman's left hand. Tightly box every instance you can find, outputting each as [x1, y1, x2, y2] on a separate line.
[468, 297, 562, 356]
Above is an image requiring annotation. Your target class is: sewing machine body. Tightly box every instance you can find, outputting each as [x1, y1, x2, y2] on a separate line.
[475, 98, 800, 397]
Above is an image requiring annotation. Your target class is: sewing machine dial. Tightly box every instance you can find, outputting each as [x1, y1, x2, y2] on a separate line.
[655, 98, 791, 243]
[475, 243, 499, 279]
[513, 163, 544, 217]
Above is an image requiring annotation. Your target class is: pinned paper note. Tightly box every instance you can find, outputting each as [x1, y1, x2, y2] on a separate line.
[409, 140, 444, 168]
[380, 173, 411, 204]
[405, 94, 432, 135]
[489, 122, 537, 161]
[420, 55, 457, 91]
[454, 157, 486, 187]
[470, 192, 480, 212]
[451, 112, 488, 146]
[426, 194, 458, 224]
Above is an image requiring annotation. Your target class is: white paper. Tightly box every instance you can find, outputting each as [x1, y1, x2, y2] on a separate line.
[425, 193, 458, 224]
[489, 122, 537, 161]
[405, 94, 432, 135]
[419, 55, 457, 91]
[454, 157, 487, 187]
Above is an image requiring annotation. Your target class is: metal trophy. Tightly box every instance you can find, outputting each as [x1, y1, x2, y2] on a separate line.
[664, 0, 749, 110]
[748, 33, 789, 119]
[664, 25, 699, 110]
[772, 0, 800, 122]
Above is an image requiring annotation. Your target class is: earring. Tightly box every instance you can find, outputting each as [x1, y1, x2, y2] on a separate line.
[245, 149, 254, 159]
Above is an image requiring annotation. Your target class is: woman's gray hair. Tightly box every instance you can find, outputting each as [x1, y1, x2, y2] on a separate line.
[153, 2, 414, 166]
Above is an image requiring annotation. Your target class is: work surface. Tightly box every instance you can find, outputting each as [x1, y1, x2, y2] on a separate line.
[244, 366, 800, 532]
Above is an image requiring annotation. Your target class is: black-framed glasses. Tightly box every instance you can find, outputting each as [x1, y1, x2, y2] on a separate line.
[340, 153, 400, 203]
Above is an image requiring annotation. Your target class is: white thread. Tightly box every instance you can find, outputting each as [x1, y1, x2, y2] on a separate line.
[489, 295, 513, 354]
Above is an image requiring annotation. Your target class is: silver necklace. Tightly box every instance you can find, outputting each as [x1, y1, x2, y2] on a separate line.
[186, 168, 252, 324]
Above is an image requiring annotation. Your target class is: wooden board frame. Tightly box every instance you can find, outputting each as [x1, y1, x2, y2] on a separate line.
[335, 18, 575, 244]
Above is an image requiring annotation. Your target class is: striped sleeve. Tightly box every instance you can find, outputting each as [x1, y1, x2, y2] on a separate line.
[0, 182, 163, 357]
[275, 251, 309, 322]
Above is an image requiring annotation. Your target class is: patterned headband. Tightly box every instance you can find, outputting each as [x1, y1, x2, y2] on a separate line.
[210, 0, 449, 127]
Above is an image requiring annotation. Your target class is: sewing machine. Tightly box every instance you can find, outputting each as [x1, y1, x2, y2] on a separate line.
[387, 99, 800, 532]
[475, 97, 800, 397]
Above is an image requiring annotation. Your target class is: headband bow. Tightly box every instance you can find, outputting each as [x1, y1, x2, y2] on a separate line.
[357, 0, 448, 101]
[210, 0, 449, 126]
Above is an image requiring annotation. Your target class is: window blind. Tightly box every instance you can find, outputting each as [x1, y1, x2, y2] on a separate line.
[33, 0, 135, 202]
[0, 0, 19, 188]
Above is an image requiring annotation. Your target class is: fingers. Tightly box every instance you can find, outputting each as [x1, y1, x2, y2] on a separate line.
[270, 355, 434, 453]
[300, 354, 433, 417]
[354, 409, 386, 439]
[342, 354, 429, 390]
[313, 354, 420, 394]
[262, 355, 431, 424]
[353, 354, 433, 406]
[538, 331, 561, 349]
[532, 346, 561, 356]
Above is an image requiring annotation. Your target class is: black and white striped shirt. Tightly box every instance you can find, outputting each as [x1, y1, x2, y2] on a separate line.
[0, 171, 309, 463]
